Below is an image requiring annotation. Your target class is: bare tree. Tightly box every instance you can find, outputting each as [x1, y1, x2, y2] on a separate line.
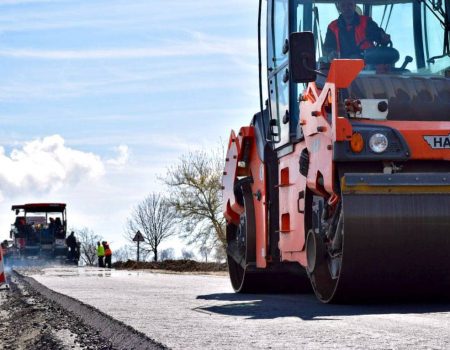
[113, 245, 133, 262]
[125, 193, 177, 261]
[115, 244, 152, 262]
[199, 244, 213, 263]
[163, 148, 225, 250]
[181, 248, 195, 260]
[75, 227, 102, 266]
[213, 244, 227, 263]
[160, 248, 175, 261]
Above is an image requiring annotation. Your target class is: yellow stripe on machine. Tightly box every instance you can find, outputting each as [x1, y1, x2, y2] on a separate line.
[341, 173, 450, 194]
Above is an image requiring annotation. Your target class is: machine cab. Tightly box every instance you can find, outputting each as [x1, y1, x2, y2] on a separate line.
[10, 203, 67, 257]
[266, 0, 450, 150]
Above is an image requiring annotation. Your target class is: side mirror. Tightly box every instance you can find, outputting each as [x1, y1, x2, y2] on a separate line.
[289, 32, 317, 83]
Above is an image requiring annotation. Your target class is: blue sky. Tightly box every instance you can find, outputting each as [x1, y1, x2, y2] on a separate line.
[0, 0, 261, 254]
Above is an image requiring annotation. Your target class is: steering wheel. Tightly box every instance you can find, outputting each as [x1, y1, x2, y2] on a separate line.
[363, 44, 399, 65]
[376, 40, 393, 48]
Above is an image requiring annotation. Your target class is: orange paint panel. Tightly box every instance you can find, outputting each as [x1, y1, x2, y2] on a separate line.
[305, 133, 335, 195]
[327, 59, 364, 88]
[334, 115, 354, 141]
[401, 131, 450, 160]
[280, 251, 307, 265]
[222, 127, 255, 223]
[222, 130, 243, 225]
[278, 142, 307, 267]
[300, 82, 340, 197]
[300, 86, 330, 138]
[248, 145, 268, 269]
[300, 83, 353, 142]
[222, 126, 268, 268]
[389, 121, 450, 160]
[355, 120, 450, 160]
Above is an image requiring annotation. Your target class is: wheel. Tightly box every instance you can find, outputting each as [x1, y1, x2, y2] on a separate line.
[226, 177, 257, 293]
[227, 177, 312, 294]
[227, 216, 269, 294]
[306, 196, 344, 302]
[226, 223, 247, 292]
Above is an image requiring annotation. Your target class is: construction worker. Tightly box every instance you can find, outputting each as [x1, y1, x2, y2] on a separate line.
[54, 218, 64, 238]
[103, 241, 112, 268]
[323, 0, 391, 59]
[97, 241, 105, 267]
[66, 231, 77, 261]
[48, 217, 55, 236]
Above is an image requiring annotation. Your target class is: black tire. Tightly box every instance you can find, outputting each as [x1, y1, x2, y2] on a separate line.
[226, 177, 257, 293]
[306, 196, 343, 303]
[227, 178, 312, 294]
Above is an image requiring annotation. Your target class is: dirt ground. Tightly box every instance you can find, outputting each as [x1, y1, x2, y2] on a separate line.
[112, 259, 227, 273]
[0, 273, 115, 350]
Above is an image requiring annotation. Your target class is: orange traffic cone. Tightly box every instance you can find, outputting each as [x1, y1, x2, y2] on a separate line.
[0, 246, 8, 289]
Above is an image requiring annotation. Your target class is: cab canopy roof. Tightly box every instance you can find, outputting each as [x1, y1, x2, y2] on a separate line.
[11, 203, 66, 213]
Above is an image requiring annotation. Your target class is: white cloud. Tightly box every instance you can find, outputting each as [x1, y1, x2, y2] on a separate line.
[107, 144, 129, 167]
[0, 134, 105, 197]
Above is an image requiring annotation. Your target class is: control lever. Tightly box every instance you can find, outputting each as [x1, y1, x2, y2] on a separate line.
[400, 56, 413, 70]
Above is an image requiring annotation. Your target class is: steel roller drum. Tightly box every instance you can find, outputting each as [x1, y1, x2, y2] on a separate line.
[312, 173, 450, 303]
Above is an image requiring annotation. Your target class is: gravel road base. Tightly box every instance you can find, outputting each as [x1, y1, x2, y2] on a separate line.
[0, 272, 166, 350]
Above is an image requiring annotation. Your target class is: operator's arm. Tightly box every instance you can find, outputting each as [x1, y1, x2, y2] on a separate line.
[366, 18, 391, 45]
[323, 27, 338, 58]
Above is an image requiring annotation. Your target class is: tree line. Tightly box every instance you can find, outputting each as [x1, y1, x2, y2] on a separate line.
[75, 146, 225, 264]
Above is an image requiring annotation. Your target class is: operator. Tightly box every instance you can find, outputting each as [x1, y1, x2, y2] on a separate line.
[66, 231, 77, 260]
[323, 0, 391, 59]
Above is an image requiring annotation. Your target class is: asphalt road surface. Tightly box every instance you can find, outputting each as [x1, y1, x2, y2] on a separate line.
[19, 267, 450, 350]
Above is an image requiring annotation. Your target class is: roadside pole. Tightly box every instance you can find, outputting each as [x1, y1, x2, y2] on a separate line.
[133, 230, 145, 262]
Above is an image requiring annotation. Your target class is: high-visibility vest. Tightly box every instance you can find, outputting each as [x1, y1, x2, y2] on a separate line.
[328, 15, 374, 54]
[97, 245, 105, 257]
[104, 246, 112, 256]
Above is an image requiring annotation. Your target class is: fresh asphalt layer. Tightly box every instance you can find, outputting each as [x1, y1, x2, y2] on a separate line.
[22, 267, 450, 350]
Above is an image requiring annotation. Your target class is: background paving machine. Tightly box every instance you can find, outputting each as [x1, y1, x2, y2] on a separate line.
[223, 0, 450, 302]
[7, 203, 69, 265]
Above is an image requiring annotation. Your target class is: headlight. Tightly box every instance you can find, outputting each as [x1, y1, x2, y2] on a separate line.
[369, 133, 388, 153]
